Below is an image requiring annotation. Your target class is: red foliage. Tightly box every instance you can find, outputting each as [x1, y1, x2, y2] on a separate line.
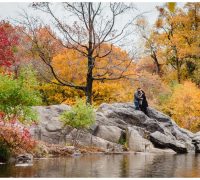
[0, 21, 19, 68]
[0, 117, 37, 155]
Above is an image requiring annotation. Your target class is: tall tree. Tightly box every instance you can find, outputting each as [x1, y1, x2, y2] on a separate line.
[152, 2, 200, 83]
[136, 18, 162, 76]
[19, 2, 139, 104]
[182, 3, 200, 84]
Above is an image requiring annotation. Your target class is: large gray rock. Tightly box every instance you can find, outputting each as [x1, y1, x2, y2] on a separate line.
[66, 129, 124, 152]
[126, 127, 153, 152]
[94, 125, 123, 143]
[15, 153, 33, 165]
[31, 104, 123, 152]
[191, 133, 200, 153]
[149, 131, 187, 153]
[97, 103, 165, 133]
[31, 103, 198, 154]
[31, 104, 72, 144]
[96, 103, 195, 153]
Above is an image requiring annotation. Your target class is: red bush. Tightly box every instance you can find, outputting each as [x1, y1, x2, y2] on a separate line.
[0, 117, 37, 155]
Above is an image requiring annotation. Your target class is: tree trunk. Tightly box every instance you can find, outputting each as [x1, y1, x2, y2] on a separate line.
[173, 46, 181, 83]
[154, 59, 161, 76]
[176, 58, 181, 83]
[151, 51, 161, 76]
[85, 2, 94, 105]
[86, 60, 93, 105]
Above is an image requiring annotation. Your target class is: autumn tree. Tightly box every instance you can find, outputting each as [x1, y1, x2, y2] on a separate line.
[182, 3, 200, 85]
[162, 81, 200, 132]
[0, 21, 35, 78]
[19, 2, 139, 104]
[136, 18, 163, 76]
[152, 2, 200, 83]
[37, 43, 136, 106]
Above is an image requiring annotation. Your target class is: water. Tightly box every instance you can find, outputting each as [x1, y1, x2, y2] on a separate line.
[1, 153, 200, 177]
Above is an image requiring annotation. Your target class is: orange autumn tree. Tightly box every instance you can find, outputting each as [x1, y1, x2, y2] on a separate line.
[150, 2, 200, 83]
[49, 44, 136, 106]
[135, 17, 165, 77]
[162, 81, 200, 132]
[21, 2, 138, 104]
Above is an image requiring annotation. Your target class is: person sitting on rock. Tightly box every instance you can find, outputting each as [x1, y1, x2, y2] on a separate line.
[134, 88, 143, 110]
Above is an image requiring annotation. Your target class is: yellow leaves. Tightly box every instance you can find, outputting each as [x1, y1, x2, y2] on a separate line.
[52, 43, 133, 85]
[153, 2, 200, 61]
[94, 44, 134, 79]
[155, 18, 163, 28]
[38, 83, 84, 105]
[164, 81, 200, 132]
[52, 49, 87, 84]
[167, 2, 176, 13]
[92, 78, 136, 106]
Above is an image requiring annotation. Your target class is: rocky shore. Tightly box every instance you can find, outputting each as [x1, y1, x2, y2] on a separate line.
[28, 103, 200, 156]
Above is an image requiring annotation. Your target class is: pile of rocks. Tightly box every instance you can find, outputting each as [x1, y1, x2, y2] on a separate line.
[30, 103, 200, 154]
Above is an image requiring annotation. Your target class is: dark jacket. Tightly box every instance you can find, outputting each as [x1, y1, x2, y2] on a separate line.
[141, 91, 148, 108]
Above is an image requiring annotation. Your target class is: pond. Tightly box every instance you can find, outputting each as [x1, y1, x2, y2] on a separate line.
[1, 153, 200, 178]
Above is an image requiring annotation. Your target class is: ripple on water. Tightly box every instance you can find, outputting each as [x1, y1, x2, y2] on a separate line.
[1, 153, 200, 177]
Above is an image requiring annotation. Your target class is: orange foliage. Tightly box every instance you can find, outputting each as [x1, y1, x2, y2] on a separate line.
[47, 44, 136, 105]
[162, 81, 200, 132]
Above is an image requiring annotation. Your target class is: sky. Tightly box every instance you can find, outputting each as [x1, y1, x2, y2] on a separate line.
[0, 2, 165, 24]
[0, 2, 184, 57]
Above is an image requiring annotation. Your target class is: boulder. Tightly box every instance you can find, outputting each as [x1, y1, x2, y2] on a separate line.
[31, 104, 72, 144]
[147, 107, 174, 124]
[97, 103, 165, 133]
[15, 153, 33, 165]
[66, 130, 124, 152]
[149, 131, 187, 153]
[192, 133, 200, 153]
[94, 125, 123, 143]
[96, 103, 195, 153]
[192, 133, 200, 143]
[126, 127, 153, 152]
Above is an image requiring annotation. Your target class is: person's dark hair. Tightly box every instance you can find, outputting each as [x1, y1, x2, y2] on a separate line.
[137, 87, 141, 91]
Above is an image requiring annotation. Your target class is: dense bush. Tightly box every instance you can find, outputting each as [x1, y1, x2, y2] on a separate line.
[0, 119, 36, 157]
[60, 99, 95, 145]
[0, 66, 40, 159]
[60, 99, 95, 129]
[0, 66, 42, 123]
[38, 82, 84, 105]
[160, 81, 200, 132]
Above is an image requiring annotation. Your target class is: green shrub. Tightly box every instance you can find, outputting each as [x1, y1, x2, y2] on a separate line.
[60, 99, 95, 145]
[0, 66, 42, 123]
[60, 99, 95, 129]
[118, 133, 126, 145]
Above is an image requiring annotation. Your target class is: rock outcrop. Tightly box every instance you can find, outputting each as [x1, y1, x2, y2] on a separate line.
[15, 153, 33, 166]
[126, 127, 153, 152]
[31, 103, 198, 154]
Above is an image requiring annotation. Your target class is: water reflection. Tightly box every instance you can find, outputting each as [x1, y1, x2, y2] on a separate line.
[1, 153, 200, 177]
